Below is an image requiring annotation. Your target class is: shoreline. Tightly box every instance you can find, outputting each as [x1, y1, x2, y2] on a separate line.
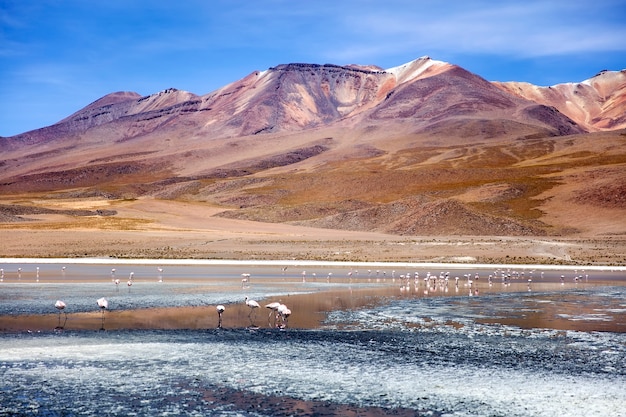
[2, 257, 626, 272]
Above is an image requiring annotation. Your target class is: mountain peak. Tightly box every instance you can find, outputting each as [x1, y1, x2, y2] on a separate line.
[385, 56, 452, 84]
[494, 68, 626, 131]
[268, 62, 385, 76]
[59, 91, 141, 123]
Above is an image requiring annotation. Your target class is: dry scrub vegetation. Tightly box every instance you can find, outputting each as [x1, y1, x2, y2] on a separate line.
[1, 131, 625, 265]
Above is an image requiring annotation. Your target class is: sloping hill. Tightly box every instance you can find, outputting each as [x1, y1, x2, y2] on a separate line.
[1, 57, 625, 240]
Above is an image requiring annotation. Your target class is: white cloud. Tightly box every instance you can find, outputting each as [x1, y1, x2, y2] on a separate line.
[323, 1, 626, 62]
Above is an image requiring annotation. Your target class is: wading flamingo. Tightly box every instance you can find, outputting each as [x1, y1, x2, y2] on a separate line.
[245, 296, 260, 318]
[241, 273, 251, 288]
[265, 301, 281, 326]
[216, 305, 225, 328]
[54, 300, 67, 329]
[97, 297, 108, 330]
[277, 304, 292, 328]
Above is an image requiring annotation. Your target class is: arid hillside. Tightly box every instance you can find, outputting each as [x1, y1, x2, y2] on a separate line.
[1, 57, 625, 263]
[494, 69, 626, 131]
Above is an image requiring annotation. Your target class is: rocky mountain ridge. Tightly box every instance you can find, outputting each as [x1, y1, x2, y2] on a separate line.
[1, 56, 625, 238]
[8, 56, 623, 147]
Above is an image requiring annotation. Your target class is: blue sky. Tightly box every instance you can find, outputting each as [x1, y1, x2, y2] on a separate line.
[1, 0, 625, 137]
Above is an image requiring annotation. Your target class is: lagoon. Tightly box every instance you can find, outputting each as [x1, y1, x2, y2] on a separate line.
[1, 259, 624, 416]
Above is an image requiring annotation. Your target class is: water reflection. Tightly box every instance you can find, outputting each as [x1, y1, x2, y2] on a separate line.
[0, 261, 624, 333]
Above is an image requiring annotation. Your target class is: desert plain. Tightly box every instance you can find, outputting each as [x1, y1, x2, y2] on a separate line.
[1, 197, 625, 266]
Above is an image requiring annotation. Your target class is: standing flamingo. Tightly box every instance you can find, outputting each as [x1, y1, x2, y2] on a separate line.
[54, 300, 67, 329]
[157, 267, 163, 282]
[97, 297, 108, 330]
[265, 301, 281, 326]
[241, 273, 251, 288]
[245, 296, 260, 318]
[216, 305, 225, 328]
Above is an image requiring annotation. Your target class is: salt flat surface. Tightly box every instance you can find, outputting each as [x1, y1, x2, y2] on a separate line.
[1, 325, 624, 416]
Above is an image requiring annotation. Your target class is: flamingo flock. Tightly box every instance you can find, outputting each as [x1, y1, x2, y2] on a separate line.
[262, 300, 291, 328]
[1, 264, 602, 332]
[37, 267, 296, 331]
[210, 297, 292, 329]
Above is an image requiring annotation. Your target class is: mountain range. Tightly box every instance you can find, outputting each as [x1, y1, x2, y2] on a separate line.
[1, 56, 625, 238]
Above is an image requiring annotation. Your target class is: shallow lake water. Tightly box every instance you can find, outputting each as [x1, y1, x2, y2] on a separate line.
[0, 260, 625, 416]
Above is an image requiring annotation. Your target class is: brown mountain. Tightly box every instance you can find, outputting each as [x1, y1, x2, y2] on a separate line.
[494, 69, 626, 131]
[1, 56, 625, 244]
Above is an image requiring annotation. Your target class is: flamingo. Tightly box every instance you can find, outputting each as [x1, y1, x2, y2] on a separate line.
[97, 297, 108, 330]
[111, 268, 116, 281]
[54, 300, 67, 329]
[216, 305, 225, 328]
[241, 273, 250, 288]
[245, 296, 260, 318]
[277, 304, 291, 328]
[265, 301, 281, 325]
[157, 267, 163, 282]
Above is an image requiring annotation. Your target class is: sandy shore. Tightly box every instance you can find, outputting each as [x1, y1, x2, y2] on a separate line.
[2, 228, 625, 265]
